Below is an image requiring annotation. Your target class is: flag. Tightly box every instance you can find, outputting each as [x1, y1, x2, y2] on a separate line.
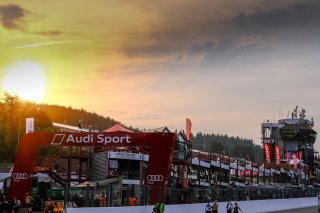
[186, 118, 192, 141]
[293, 154, 298, 170]
[275, 146, 280, 165]
[264, 144, 270, 163]
[298, 150, 302, 161]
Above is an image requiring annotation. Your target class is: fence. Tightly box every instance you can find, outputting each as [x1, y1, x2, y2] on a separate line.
[64, 185, 320, 207]
[166, 187, 320, 204]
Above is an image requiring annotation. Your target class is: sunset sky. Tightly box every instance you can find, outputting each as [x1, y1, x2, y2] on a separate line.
[1, 0, 320, 148]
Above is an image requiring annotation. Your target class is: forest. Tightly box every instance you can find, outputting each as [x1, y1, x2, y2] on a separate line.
[0, 92, 262, 162]
[190, 132, 263, 162]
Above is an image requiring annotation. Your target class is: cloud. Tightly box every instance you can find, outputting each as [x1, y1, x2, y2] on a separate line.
[34, 30, 63, 36]
[229, 1, 320, 37]
[120, 1, 320, 62]
[0, 4, 30, 29]
[15, 40, 72, 49]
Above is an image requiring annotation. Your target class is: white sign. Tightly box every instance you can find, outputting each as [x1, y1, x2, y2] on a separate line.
[26, 118, 34, 133]
[107, 151, 149, 161]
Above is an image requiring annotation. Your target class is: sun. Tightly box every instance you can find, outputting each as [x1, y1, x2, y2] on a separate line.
[1, 61, 47, 102]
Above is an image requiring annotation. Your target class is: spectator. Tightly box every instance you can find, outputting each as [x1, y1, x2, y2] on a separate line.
[153, 200, 164, 213]
[129, 194, 138, 206]
[1, 196, 8, 213]
[99, 192, 106, 207]
[25, 192, 34, 211]
[205, 201, 212, 213]
[212, 200, 218, 213]
[13, 197, 21, 213]
[233, 202, 243, 213]
[226, 201, 233, 213]
[44, 197, 54, 213]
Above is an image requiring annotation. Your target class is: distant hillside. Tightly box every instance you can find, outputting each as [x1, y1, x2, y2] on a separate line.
[37, 104, 120, 131]
[190, 132, 263, 162]
[39, 104, 263, 161]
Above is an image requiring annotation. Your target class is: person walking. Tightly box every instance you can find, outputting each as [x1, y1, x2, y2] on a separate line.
[129, 194, 138, 206]
[13, 197, 21, 213]
[25, 192, 34, 212]
[44, 197, 55, 213]
[226, 201, 233, 213]
[233, 203, 243, 213]
[212, 200, 218, 213]
[1, 196, 8, 213]
[153, 200, 165, 213]
[99, 192, 106, 207]
[205, 201, 212, 213]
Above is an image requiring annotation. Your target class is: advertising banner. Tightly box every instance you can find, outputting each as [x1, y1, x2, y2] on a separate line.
[264, 144, 270, 162]
[275, 146, 280, 165]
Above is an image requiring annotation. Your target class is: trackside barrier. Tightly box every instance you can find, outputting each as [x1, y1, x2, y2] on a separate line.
[67, 197, 318, 213]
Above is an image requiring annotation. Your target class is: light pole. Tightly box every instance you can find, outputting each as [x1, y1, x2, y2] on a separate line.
[204, 133, 206, 152]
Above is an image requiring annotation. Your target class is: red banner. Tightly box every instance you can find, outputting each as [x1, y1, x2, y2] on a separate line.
[264, 144, 270, 162]
[286, 151, 290, 163]
[293, 153, 298, 170]
[275, 146, 280, 165]
[186, 118, 192, 141]
[298, 150, 302, 160]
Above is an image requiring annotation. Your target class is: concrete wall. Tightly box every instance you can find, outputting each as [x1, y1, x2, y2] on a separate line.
[67, 197, 318, 213]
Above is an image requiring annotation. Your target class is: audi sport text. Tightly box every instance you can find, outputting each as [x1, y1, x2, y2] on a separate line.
[63, 134, 131, 144]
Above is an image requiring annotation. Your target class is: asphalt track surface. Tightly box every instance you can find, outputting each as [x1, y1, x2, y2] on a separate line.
[271, 206, 317, 213]
[31, 207, 318, 213]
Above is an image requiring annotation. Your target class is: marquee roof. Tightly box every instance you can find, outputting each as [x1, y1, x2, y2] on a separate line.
[104, 123, 134, 133]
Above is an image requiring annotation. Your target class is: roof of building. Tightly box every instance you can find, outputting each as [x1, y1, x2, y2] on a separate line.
[145, 126, 171, 133]
[0, 163, 13, 173]
[281, 124, 316, 133]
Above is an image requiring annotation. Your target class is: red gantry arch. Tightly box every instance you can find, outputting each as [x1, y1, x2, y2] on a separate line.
[9, 132, 176, 204]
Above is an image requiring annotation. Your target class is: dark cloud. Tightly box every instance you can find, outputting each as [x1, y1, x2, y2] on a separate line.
[122, 1, 320, 60]
[229, 1, 320, 37]
[0, 4, 30, 29]
[123, 43, 182, 57]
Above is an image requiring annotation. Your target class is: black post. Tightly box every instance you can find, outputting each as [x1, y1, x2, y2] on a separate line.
[318, 194, 320, 213]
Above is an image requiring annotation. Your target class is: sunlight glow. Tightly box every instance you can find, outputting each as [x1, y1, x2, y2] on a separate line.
[2, 61, 47, 102]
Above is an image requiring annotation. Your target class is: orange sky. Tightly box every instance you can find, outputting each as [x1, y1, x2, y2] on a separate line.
[1, 0, 320, 147]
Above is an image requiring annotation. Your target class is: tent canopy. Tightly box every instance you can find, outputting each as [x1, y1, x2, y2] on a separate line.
[104, 123, 133, 133]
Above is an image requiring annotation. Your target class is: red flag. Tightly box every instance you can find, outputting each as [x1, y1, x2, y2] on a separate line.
[275, 146, 280, 165]
[293, 153, 298, 170]
[264, 144, 270, 163]
[298, 150, 302, 160]
[186, 118, 192, 141]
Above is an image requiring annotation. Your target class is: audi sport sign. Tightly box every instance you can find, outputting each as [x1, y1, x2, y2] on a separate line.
[9, 132, 176, 205]
[51, 133, 132, 145]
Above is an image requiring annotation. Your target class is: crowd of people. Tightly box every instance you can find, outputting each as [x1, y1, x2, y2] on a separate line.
[205, 200, 243, 213]
[0, 193, 33, 213]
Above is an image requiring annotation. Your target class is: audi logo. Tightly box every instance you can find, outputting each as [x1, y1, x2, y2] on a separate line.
[147, 175, 164, 182]
[13, 173, 28, 180]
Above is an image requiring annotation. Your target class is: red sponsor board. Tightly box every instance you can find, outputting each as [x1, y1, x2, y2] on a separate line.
[298, 150, 303, 160]
[264, 144, 270, 162]
[293, 153, 298, 170]
[9, 132, 176, 204]
[275, 146, 280, 165]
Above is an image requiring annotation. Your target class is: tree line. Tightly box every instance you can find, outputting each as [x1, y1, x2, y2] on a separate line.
[0, 93, 53, 162]
[0, 92, 263, 163]
[190, 132, 263, 162]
